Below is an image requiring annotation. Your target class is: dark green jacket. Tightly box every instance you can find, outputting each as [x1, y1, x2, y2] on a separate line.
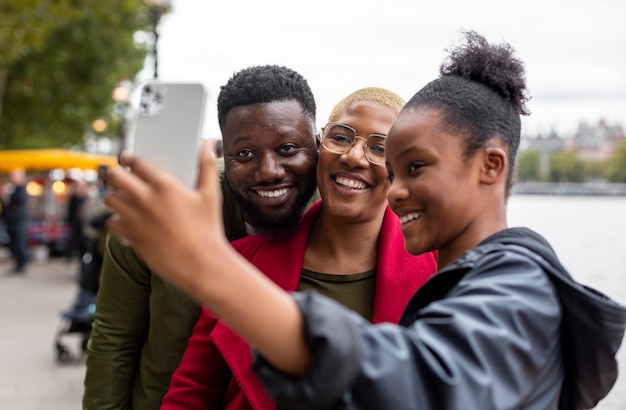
[83, 163, 319, 410]
[83, 170, 247, 410]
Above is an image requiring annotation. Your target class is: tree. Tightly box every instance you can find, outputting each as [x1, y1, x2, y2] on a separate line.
[0, 0, 81, 128]
[516, 148, 541, 181]
[0, 1, 157, 149]
[548, 151, 585, 183]
[604, 141, 626, 182]
[583, 159, 605, 181]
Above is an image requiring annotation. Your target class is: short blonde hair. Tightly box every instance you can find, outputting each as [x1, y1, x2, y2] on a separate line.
[327, 87, 406, 123]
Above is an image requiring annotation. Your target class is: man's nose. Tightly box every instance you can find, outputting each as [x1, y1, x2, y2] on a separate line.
[256, 152, 286, 182]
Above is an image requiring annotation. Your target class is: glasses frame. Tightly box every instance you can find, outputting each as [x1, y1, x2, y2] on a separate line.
[321, 122, 387, 166]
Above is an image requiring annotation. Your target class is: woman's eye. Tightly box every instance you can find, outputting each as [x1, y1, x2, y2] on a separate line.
[387, 173, 394, 182]
[330, 134, 352, 145]
[368, 144, 385, 156]
[409, 163, 424, 173]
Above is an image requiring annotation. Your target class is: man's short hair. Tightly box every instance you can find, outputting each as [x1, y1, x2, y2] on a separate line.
[217, 65, 316, 130]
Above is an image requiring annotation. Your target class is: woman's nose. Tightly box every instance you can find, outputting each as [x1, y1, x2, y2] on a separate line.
[342, 138, 369, 167]
[387, 178, 408, 203]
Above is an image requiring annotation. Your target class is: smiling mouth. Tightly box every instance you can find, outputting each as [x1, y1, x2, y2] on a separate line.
[399, 212, 421, 224]
[255, 188, 289, 198]
[335, 176, 368, 190]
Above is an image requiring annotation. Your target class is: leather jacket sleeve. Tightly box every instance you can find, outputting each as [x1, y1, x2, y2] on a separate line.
[83, 234, 152, 410]
[161, 308, 229, 409]
[254, 253, 563, 409]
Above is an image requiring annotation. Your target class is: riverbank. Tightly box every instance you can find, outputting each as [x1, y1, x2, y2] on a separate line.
[513, 181, 626, 196]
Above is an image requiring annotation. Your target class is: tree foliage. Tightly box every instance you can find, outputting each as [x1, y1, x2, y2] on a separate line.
[1, 1, 65, 65]
[604, 141, 626, 182]
[516, 143, 626, 183]
[583, 160, 605, 181]
[0, 0, 79, 132]
[0, 1, 157, 149]
[516, 149, 541, 182]
[548, 151, 586, 183]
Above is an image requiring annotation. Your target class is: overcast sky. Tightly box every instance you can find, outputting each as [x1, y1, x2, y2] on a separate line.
[138, 0, 626, 139]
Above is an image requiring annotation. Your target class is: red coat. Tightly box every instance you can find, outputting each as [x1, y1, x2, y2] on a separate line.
[161, 201, 437, 409]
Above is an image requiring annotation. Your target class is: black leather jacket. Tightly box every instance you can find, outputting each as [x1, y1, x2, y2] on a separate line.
[255, 228, 626, 410]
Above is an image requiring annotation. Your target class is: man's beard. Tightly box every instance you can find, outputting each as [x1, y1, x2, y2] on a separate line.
[227, 176, 317, 237]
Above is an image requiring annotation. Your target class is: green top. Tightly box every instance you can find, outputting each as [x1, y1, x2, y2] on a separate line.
[299, 268, 376, 321]
[83, 157, 321, 410]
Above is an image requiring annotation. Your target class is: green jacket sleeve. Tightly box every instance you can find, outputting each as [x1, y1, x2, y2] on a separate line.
[83, 234, 151, 410]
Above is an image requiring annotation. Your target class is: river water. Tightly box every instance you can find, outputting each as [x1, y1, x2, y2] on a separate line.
[507, 194, 626, 409]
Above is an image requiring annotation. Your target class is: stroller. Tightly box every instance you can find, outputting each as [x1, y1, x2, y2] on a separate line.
[54, 211, 110, 363]
[54, 250, 102, 363]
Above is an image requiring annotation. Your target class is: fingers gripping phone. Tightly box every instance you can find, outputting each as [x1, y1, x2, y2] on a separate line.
[127, 82, 207, 187]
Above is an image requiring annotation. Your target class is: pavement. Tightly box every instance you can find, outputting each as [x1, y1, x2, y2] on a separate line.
[0, 249, 85, 410]
[0, 248, 624, 410]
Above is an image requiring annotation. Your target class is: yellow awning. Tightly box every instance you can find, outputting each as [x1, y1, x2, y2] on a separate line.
[0, 149, 119, 173]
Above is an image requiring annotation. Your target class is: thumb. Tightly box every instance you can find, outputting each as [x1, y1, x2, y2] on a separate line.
[197, 139, 218, 198]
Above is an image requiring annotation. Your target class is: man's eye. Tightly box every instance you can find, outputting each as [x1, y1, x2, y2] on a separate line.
[279, 144, 298, 154]
[236, 149, 254, 158]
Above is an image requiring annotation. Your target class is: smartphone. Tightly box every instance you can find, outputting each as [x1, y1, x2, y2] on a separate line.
[127, 81, 207, 187]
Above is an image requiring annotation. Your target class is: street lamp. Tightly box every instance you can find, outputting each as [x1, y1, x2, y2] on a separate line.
[92, 118, 108, 134]
[112, 81, 131, 105]
[143, 0, 171, 78]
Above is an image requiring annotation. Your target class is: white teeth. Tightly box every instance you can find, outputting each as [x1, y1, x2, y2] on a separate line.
[400, 213, 420, 224]
[256, 188, 288, 198]
[336, 177, 366, 190]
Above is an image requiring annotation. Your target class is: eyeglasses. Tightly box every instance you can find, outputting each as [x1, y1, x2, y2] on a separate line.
[321, 123, 387, 165]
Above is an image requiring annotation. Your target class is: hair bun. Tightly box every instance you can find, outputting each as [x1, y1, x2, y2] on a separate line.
[440, 30, 530, 116]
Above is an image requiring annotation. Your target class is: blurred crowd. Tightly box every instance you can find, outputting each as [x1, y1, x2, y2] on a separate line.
[0, 165, 111, 280]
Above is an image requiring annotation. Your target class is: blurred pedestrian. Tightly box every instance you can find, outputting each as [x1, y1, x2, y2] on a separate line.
[3, 169, 29, 274]
[80, 167, 112, 293]
[65, 179, 90, 263]
[0, 179, 11, 250]
[95, 165, 110, 199]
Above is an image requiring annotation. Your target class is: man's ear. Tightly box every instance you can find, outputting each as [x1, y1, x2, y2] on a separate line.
[315, 132, 322, 148]
[480, 144, 508, 186]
